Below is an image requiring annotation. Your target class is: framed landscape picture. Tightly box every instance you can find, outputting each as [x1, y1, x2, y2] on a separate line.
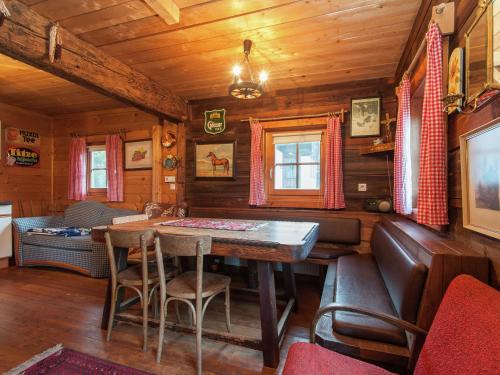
[195, 140, 236, 180]
[460, 117, 500, 239]
[124, 139, 153, 170]
[350, 97, 381, 137]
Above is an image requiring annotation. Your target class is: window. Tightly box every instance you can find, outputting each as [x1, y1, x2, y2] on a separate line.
[264, 123, 325, 208]
[410, 79, 425, 210]
[87, 145, 107, 193]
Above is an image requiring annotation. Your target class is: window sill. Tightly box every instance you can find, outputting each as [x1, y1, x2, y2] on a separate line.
[404, 209, 448, 233]
[264, 194, 325, 209]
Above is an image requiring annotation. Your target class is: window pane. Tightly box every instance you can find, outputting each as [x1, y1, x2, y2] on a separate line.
[91, 150, 106, 169]
[299, 164, 320, 189]
[275, 143, 296, 164]
[91, 169, 107, 189]
[299, 141, 320, 163]
[275, 165, 297, 189]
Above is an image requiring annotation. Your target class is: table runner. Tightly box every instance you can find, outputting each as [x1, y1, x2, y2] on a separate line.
[159, 218, 266, 231]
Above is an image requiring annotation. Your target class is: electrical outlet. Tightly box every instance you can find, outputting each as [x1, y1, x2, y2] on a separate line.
[169, 183, 176, 190]
[358, 183, 367, 192]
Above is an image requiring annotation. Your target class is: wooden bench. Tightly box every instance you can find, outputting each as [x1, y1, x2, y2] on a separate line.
[314, 215, 489, 372]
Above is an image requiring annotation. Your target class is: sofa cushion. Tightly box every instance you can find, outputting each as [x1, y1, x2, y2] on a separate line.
[371, 224, 427, 323]
[333, 254, 407, 346]
[283, 342, 394, 375]
[63, 201, 108, 228]
[22, 232, 93, 252]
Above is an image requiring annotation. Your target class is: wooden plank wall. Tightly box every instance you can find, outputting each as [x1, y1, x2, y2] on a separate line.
[397, 0, 500, 287]
[186, 78, 397, 211]
[52, 107, 180, 212]
[0, 102, 53, 217]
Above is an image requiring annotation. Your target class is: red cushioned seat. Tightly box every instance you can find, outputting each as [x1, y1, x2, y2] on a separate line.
[284, 275, 500, 375]
[283, 342, 394, 375]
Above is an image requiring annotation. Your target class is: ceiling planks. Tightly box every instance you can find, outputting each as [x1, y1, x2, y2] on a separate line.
[3, 0, 422, 112]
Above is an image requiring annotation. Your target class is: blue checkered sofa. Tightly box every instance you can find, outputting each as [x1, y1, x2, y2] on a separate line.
[13, 201, 137, 278]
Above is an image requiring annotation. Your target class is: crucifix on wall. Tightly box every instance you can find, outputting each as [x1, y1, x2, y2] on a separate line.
[381, 112, 396, 143]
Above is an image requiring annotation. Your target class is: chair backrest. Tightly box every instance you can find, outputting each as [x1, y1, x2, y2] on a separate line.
[155, 233, 212, 257]
[112, 214, 149, 225]
[414, 275, 500, 375]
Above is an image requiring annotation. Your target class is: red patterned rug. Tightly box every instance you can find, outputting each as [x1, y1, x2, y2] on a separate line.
[6, 345, 153, 375]
[160, 218, 266, 231]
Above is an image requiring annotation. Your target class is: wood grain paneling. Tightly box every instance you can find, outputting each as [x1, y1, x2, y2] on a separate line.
[52, 108, 171, 212]
[397, 0, 500, 287]
[185, 78, 397, 212]
[9, 0, 421, 101]
[0, 102, 53, 217]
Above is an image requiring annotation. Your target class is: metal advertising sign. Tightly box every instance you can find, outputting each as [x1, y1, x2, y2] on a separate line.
[204, 109, 226, 135]
[5, 127, 41, 168]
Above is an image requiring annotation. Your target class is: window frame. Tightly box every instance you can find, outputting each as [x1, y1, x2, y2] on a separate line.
[86, 144, 107, 195]
[262, 118, 327, 209]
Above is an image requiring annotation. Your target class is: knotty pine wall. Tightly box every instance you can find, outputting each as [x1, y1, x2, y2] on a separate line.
[0, 102, 53, 217]
[52, 107, 182, 212]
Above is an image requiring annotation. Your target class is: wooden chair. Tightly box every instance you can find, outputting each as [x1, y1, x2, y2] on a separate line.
[104, 228, 160, 352]
[112, 214, 153, 264]
[154, 233, 231, 374]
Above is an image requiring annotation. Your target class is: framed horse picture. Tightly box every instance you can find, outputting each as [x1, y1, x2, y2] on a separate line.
[194, 140, 236, 180]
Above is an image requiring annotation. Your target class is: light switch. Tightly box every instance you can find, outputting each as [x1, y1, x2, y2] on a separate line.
[164, 176, 176, 183]
[358, 183, 367, 192]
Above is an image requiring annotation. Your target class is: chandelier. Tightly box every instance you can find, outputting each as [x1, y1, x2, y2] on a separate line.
[228, 40, 268, 99]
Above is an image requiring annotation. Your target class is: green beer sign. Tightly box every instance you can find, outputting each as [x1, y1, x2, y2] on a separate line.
[204, 109, 226, 135]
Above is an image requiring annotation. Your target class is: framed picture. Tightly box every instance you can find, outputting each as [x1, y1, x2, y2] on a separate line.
[195, 140, 236, 180]
[460, 117, 500, 239]
[350, 97, 381, 137]
[447, 47, 464, 114]
[124, 139, 153, 170]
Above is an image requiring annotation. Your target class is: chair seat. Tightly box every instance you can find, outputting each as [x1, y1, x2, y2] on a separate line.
[283, 342, 394, 375]
[118, 263, 178, 286]
[166, 271, 230, 299]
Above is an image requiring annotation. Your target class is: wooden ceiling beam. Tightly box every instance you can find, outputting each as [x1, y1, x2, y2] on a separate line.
[0, 0, 187, 121]
[144, 0, 180, 25]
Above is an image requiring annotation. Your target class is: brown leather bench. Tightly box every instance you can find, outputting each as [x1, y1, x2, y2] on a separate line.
[333, 223, 427, 346]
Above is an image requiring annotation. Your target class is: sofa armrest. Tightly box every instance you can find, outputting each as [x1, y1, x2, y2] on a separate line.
[310, 303, 427, 344]
[12, 215, 64, 233]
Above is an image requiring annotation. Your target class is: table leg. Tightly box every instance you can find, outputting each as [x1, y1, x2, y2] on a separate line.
[247, 260, 258, 289]
[282, 263, 298, 312]
[101, 246, 129, 330]
[257, 261, 280, 368]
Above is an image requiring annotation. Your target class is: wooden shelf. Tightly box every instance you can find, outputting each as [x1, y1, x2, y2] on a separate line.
[360, 142, 395, 155]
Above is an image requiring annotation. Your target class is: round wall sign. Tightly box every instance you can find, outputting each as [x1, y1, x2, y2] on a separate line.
[163, 155, 178, 170]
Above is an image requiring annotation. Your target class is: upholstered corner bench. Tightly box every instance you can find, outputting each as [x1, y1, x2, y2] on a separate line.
[13, 201, 137, 278]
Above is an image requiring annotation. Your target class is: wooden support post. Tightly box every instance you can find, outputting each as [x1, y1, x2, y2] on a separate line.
[144, 0, 180, 25]
[0, 0, 186, 121]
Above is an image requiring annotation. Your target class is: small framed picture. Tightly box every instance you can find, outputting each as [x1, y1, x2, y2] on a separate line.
[124, 139, 153, 170]
[460, 117, 500, 239]
[195, 140, 236, 180]
[350, 97, 381, 137]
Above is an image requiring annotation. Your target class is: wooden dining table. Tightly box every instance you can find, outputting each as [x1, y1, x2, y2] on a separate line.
[92, 217, 319, 368]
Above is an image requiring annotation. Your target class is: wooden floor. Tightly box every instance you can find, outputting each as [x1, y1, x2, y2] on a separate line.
[0, 267, 320, 374]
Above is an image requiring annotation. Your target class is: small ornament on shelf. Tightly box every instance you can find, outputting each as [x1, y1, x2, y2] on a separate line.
[381, 112, 396, 144]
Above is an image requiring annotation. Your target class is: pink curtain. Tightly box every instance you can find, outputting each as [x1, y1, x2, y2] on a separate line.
[323, 115, 345, 209]
[68, 137, 87, 201]
[417, 23, 448, 225]
[394, 76, 412, 215]
[248, 118, 266, 205]
[106, 134, 124, 202]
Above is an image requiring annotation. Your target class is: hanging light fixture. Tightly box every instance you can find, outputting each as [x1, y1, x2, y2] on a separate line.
[228, 40, 268, 99]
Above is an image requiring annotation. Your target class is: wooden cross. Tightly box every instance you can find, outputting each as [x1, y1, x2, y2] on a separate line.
[381, 113, 396, 143]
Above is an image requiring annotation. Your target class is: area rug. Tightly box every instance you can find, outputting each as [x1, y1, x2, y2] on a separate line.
[5, 344, 154, 375]
[160, 218, 266, 231]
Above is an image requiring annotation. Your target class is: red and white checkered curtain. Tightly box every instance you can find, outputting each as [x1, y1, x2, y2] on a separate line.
[68, 137, 87, 201]
[249, 118, 266, 206]
[417, 23, 448, 225]
[106, 134, 124, 202]
[323, 115, 345, 209]
[394, 76, 412, 215]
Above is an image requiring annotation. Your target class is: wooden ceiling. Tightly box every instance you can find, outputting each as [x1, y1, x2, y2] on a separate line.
[1, 0, 421, 114]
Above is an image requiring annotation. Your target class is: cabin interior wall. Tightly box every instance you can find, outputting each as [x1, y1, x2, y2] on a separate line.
[0, 102, 53, 217]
